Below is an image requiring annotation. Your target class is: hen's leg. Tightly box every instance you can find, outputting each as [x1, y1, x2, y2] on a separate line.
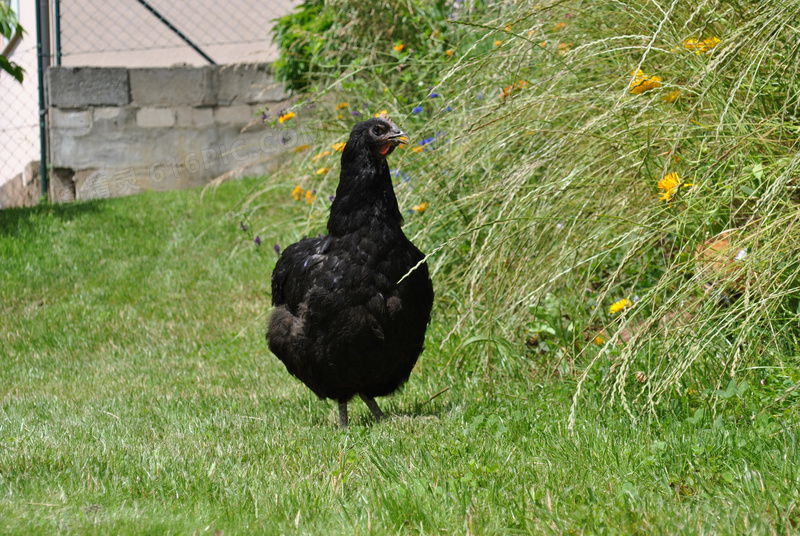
[359, 394, 385, 422]
[338, 400, 348, 429]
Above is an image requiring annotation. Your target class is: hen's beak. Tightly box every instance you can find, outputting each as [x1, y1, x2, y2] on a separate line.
[377, 118, 408, 157]
[387, 127, 408, 146]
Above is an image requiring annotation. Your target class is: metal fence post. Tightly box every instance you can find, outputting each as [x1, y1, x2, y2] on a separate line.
[35, 0, 50, 199]
[54, 0, 61, 66]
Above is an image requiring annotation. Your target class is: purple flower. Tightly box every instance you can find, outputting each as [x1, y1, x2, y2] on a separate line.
[352, 110, 360, 117]
[329, 194, 336, 202]
[254, 236, 261, 246]
[445, 106, 453, 112]
[420, 137, 435, 146]
[240, 222, 248, 231]
[260, 111, 268, 123]
[476, 91, 484, 100]
[429, 92, 440, 98]
[412, 106, 423, 114]
[305, 101, 316, 109]
[273, 244, 281, 255]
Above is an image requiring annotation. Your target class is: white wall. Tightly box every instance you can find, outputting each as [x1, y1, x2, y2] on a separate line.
[0, 0, 40, 186]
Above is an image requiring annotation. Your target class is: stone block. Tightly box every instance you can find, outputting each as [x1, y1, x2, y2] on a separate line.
[94, 107, 122, 120]
[176, 106, 214, 127]
[75, 170, 112, 200]
[0, 161, 41, 209]
[48, 67, 130, 107]
[214, 104, 254, 124]
[49, 167, 77, 203]
[216, 63, 288, 105]
[130, 66, 214, 106]
[137, 107, 176, 128]
[50, 108, 92, 134]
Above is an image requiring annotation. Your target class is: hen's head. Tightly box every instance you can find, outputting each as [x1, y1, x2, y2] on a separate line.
[346, 115, 407, 159]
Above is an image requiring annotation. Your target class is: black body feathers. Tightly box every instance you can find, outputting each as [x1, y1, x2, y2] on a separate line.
[267, 118, 434, 410]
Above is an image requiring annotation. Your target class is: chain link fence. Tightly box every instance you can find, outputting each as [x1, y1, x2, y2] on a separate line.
[0, 42, 41, 208]
[1, 0, 299, 208]
[58, 0, 299, 67]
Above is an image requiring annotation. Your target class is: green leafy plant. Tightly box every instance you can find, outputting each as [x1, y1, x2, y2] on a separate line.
[0, 2, 24, 83]
[270, 0, 331, 91]
[271, 0, 460, 93]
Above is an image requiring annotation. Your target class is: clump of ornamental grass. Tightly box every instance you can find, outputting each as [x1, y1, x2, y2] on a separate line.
[254, 0, 800, 421]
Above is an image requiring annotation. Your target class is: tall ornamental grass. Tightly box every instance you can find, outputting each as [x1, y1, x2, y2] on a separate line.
[258, 0, 800, 419]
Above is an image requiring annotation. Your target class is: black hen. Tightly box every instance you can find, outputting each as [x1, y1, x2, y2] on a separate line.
[267, 116, 434, 427]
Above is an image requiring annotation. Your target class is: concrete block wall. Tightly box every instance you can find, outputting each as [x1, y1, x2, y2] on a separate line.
[46, 64, 307, 203]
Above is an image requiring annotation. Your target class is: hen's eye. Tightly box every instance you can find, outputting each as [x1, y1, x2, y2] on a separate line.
[372, 126, 382, 135]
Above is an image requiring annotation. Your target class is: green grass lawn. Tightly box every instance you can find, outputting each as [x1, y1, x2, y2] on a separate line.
[1, 179, 798, 535]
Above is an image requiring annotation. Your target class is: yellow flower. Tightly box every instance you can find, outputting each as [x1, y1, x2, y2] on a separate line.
[558, 42, 572, 55]
[504, 26, 512, 32]
[305, 190, 315, 203]
[658, 172, 682, 202]
[594, 335, 605, 345]
[373, 109, 388, 118]
[336, 102, 349, 110]
[540, 41, 547, 47]
[412, 146, 425, 153]
[682, 38, 699, 50]
[629, 69, 662, 94]
[394, 43, 405, 52]
[332, 142, 346, 152]
[292, 184, 304, 201]
[701, 36, 721, 50]
[684, 36, 720, 54]
[316, 167, 330, 175]
[445, 49, 454, 57]
[412, 202, 430, 213]
[554, 22, 566, 31]
[278, 111, 295, 124]
[609, 298, 631, 314]
[294, 144, 311, 153]
[663, 90, 681, 103]
[311, 150, 331, 162]
[494, 40, 502, 47]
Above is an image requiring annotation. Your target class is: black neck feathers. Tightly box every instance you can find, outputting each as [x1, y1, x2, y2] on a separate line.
[327, 133, 404, 237]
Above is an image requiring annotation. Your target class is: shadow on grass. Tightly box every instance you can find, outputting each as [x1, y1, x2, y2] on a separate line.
[304, 396, 452, 429]
[0, 199, 106, 238]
